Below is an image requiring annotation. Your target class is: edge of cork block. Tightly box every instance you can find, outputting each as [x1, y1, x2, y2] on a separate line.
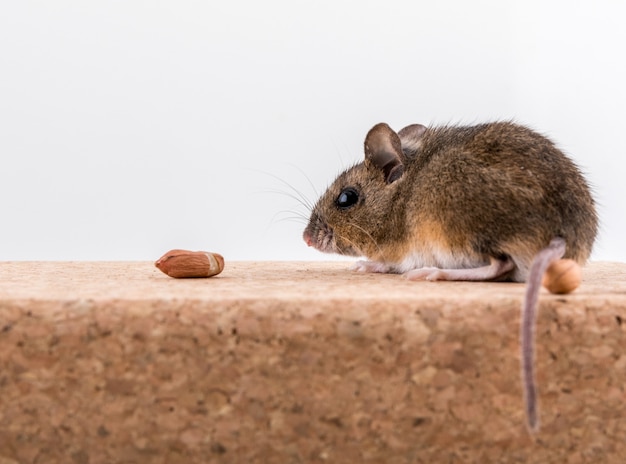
[0, 261, 625, 463]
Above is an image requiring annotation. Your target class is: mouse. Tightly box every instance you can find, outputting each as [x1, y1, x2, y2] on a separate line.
[303, 121, 598, 431]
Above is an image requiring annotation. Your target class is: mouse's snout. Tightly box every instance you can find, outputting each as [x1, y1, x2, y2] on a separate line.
[302, 229, 313, 247]
[303, 212, 323, 249]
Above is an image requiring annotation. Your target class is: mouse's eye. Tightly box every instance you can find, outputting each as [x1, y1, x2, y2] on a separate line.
[335, 188, 359, 210]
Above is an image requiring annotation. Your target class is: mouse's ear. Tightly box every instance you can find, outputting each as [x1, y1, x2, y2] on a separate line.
[364, 123, 405, 184]
[398, 124, 427, 156]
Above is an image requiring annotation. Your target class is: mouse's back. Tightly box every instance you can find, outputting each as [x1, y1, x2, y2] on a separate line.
[402, 122, 597, 280]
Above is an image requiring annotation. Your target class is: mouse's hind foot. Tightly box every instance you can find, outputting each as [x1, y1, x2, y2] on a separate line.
[403, 257, 515, 282]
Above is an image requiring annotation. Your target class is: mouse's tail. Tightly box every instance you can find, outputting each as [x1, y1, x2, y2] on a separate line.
[521, 237, 566, 432]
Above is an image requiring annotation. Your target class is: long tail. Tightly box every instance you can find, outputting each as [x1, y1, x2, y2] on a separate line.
[521, 237, 566, 432]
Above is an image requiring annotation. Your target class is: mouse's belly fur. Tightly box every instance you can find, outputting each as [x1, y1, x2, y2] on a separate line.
[373, 219, 491, 275]
[392, 248, 487, 274]
[364, 221, 537, 282]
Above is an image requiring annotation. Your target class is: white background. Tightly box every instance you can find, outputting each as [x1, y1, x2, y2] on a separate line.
[1, 1, 625, 262]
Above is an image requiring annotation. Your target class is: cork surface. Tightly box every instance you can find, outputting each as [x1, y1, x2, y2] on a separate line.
[0, 261, 625, 463]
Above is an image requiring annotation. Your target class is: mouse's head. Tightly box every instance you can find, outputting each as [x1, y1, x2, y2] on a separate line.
[302, 122, 425, 260]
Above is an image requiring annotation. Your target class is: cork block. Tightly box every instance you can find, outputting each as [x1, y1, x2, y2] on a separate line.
[0, 261, 625, 463]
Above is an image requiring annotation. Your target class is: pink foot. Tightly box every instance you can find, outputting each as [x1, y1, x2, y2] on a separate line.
[404, 257, 515, 282]
[351, 260, 393, 274]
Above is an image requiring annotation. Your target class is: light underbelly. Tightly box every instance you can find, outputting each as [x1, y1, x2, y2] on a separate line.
[391, 246, 489, 274]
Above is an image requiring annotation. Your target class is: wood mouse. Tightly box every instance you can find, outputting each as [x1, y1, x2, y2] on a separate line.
[303, 121, 598, 431]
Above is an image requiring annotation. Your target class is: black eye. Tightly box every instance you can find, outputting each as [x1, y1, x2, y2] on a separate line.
[335, 188, 359, 210]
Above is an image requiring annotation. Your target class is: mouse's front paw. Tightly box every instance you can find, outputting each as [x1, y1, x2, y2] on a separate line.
[351, 260, 392, 274]
[404, 267, 442, 281]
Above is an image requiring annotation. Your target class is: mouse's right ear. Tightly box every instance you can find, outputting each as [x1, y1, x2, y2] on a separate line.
[364, 123, 405, 184]
[398, 124, 427, 156]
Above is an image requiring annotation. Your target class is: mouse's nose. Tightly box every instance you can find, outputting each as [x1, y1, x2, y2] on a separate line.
[302, 229, 313, 247]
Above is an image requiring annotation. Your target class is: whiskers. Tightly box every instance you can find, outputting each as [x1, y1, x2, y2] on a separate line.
[268, 209, 309, 227]
[337, 220, 387, 261]
[249, 167, 318, 229]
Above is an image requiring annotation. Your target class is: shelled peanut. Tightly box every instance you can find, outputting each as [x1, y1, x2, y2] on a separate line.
[542, 259, 581, 294]
[155, 249, 224, 278]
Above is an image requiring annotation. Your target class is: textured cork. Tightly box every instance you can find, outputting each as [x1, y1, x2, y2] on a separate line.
[0, 261, 625, 463]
